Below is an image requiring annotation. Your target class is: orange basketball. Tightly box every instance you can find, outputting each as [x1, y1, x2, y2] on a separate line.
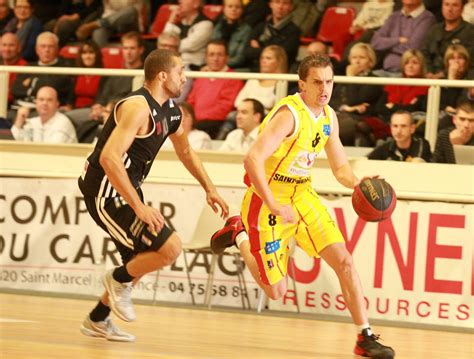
[352, 178, 396, 222]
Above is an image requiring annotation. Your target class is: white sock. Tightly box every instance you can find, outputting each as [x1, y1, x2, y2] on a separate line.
[235, 231, 249, 249]
[357, 324, 372, 335]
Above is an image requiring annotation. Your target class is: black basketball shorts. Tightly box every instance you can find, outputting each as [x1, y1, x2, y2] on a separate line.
[83, 195, 173, 264]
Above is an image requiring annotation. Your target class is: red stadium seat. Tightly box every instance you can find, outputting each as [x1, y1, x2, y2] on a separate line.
[59, 45, 80, 60]
[101, 47, 123, 69]
[143, 4, 178, 39]
[316, 6, 356, 59]
[203, 5, 223, 20]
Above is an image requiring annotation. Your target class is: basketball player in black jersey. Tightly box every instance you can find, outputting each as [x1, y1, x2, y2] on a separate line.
[78, 49, 229, 341]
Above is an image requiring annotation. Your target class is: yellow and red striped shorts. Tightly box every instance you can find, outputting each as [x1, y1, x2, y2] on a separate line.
[241, 186, 345, 285]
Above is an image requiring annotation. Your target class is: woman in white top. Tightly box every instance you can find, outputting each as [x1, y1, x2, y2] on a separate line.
[162, 102, 212, 150]
[234, 44, 288, 112]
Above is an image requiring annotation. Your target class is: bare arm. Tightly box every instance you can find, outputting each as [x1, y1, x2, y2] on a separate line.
[99, 98, 165, 232]
[243, 106, 296, 223]
[169, 124, 229, 218]
[324, 110, 359, 189]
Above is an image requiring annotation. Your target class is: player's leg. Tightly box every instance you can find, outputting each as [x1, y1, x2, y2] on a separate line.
[211, 190, 292, 300]
[301, 189, 394, 358]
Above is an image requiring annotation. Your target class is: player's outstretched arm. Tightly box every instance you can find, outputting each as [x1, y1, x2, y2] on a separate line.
[325, 110, 359, 190]
[100, 98, 165, 232]
[169, 125, 229, 219]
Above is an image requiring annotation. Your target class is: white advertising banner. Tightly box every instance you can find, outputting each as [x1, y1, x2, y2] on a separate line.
[0, 178, 472, 329]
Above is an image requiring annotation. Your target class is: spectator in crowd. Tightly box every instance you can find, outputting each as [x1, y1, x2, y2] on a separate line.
[349, 0, 394, 43]
[11, 31, 74, 112]
[243, 0, 300, 72]
[2, 0, 43, 61]
[291, 40, 341, 74]
[422, 0, 474, 79]
[0, 32, 27, 105]
[371, 0, 436, 76]
[45, 0, 102, 47]
[157, 31, 193, 102]
[330, 43, 383, 146]
[75, 0, 142, 47]
[235, 45, 288, 112]
[433, 100, 474, 163]
[463, 0, 474, 23]
[66, 31, 144, 129]
[187, 40, 244, 138]
[76, 99, 116, 144]
[219, 98, 264, 152]
[440, 44, 471, 116]
[73, 40, 104, 109]
[163, 102, 212, 150]
[368, 110, 432, 161]
[0, 0, 14, 30]
[242, 0, 271, 27]
[11, 86, 77, 143]
[217, 45, 287, 139]
[375, 49, 429, 123]
[290, 0, 336, 37]
[164, 0, 214, 69]
[212, 0, 252, 69]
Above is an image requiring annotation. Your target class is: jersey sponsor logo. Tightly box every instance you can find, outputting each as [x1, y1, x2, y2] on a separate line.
[273, 173, 310, 184]
[323, 124, 330, 136]
[170, 115, 181, 122]
[152, 109, 158, 117]
[288, 151, 317, 176]
[264, 239, 281, 254]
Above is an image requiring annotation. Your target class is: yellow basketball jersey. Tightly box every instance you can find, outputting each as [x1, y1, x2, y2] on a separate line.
[254, 93, 334, 201]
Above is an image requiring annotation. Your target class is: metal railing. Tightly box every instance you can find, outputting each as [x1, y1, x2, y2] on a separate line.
[1, 65, 472, 148]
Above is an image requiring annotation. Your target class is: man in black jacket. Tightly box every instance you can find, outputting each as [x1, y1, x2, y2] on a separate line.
[243, 0, 300, 71]
[368, 110, 432, 162]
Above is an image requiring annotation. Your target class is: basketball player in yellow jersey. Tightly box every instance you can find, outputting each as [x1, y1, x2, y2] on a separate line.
[211, 54, 395, 359]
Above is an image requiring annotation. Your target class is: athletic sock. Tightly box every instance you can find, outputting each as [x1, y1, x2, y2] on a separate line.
[89, 300, 111, 322]
[235, 231, 249, 249]
[357, 324, 372, 336]
[113, 265, 134, 283]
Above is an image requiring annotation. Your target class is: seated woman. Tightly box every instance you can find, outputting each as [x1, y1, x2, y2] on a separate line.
[73, 40, 103, 110]
[162, 102, 212, 151]
[330, 43, 383, 146]
[212, 0, 252, 69]
[216, 45, 287, 139]
[439, 44, 472, 129]
[375, 49, 429, 124]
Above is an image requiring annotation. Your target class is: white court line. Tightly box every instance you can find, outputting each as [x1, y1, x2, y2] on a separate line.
[0, 318, 39, 323]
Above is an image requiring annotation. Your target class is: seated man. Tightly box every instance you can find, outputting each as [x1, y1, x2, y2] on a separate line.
[422, 0, 474, 79]
[433, 100, 474, 163]
[11, 31, 74, 112]
[220, 98, 264, 152]
[368, 110, 432, 162]
[163, 0, 213, 69]
[186, 40, 244, 138]
[0, 32, 27, 105]
[243, 0, 300, 71]
[11, 86, 77, 143]
[371, 0, 436, 75]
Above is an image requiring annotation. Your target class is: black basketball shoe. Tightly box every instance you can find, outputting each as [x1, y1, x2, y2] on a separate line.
[210, 215, 245, 254]
[354, 328, 395, 358]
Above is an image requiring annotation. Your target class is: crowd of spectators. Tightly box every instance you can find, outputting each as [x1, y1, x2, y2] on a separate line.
[0, 0, 472, 164]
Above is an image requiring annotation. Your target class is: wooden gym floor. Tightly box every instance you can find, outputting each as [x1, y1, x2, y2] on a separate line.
[0, 293, 472, 359]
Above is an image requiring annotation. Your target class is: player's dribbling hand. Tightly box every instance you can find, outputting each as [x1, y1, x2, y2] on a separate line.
[270, 203, 297, 224]
[136, 205, 165, 234]
[206, 191, 229, 219]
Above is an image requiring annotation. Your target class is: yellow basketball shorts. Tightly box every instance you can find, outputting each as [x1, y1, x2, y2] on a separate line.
[241, 187, 345, 285]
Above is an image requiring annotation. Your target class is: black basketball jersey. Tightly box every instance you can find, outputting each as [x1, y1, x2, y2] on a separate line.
[78, 87, 182, 197]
